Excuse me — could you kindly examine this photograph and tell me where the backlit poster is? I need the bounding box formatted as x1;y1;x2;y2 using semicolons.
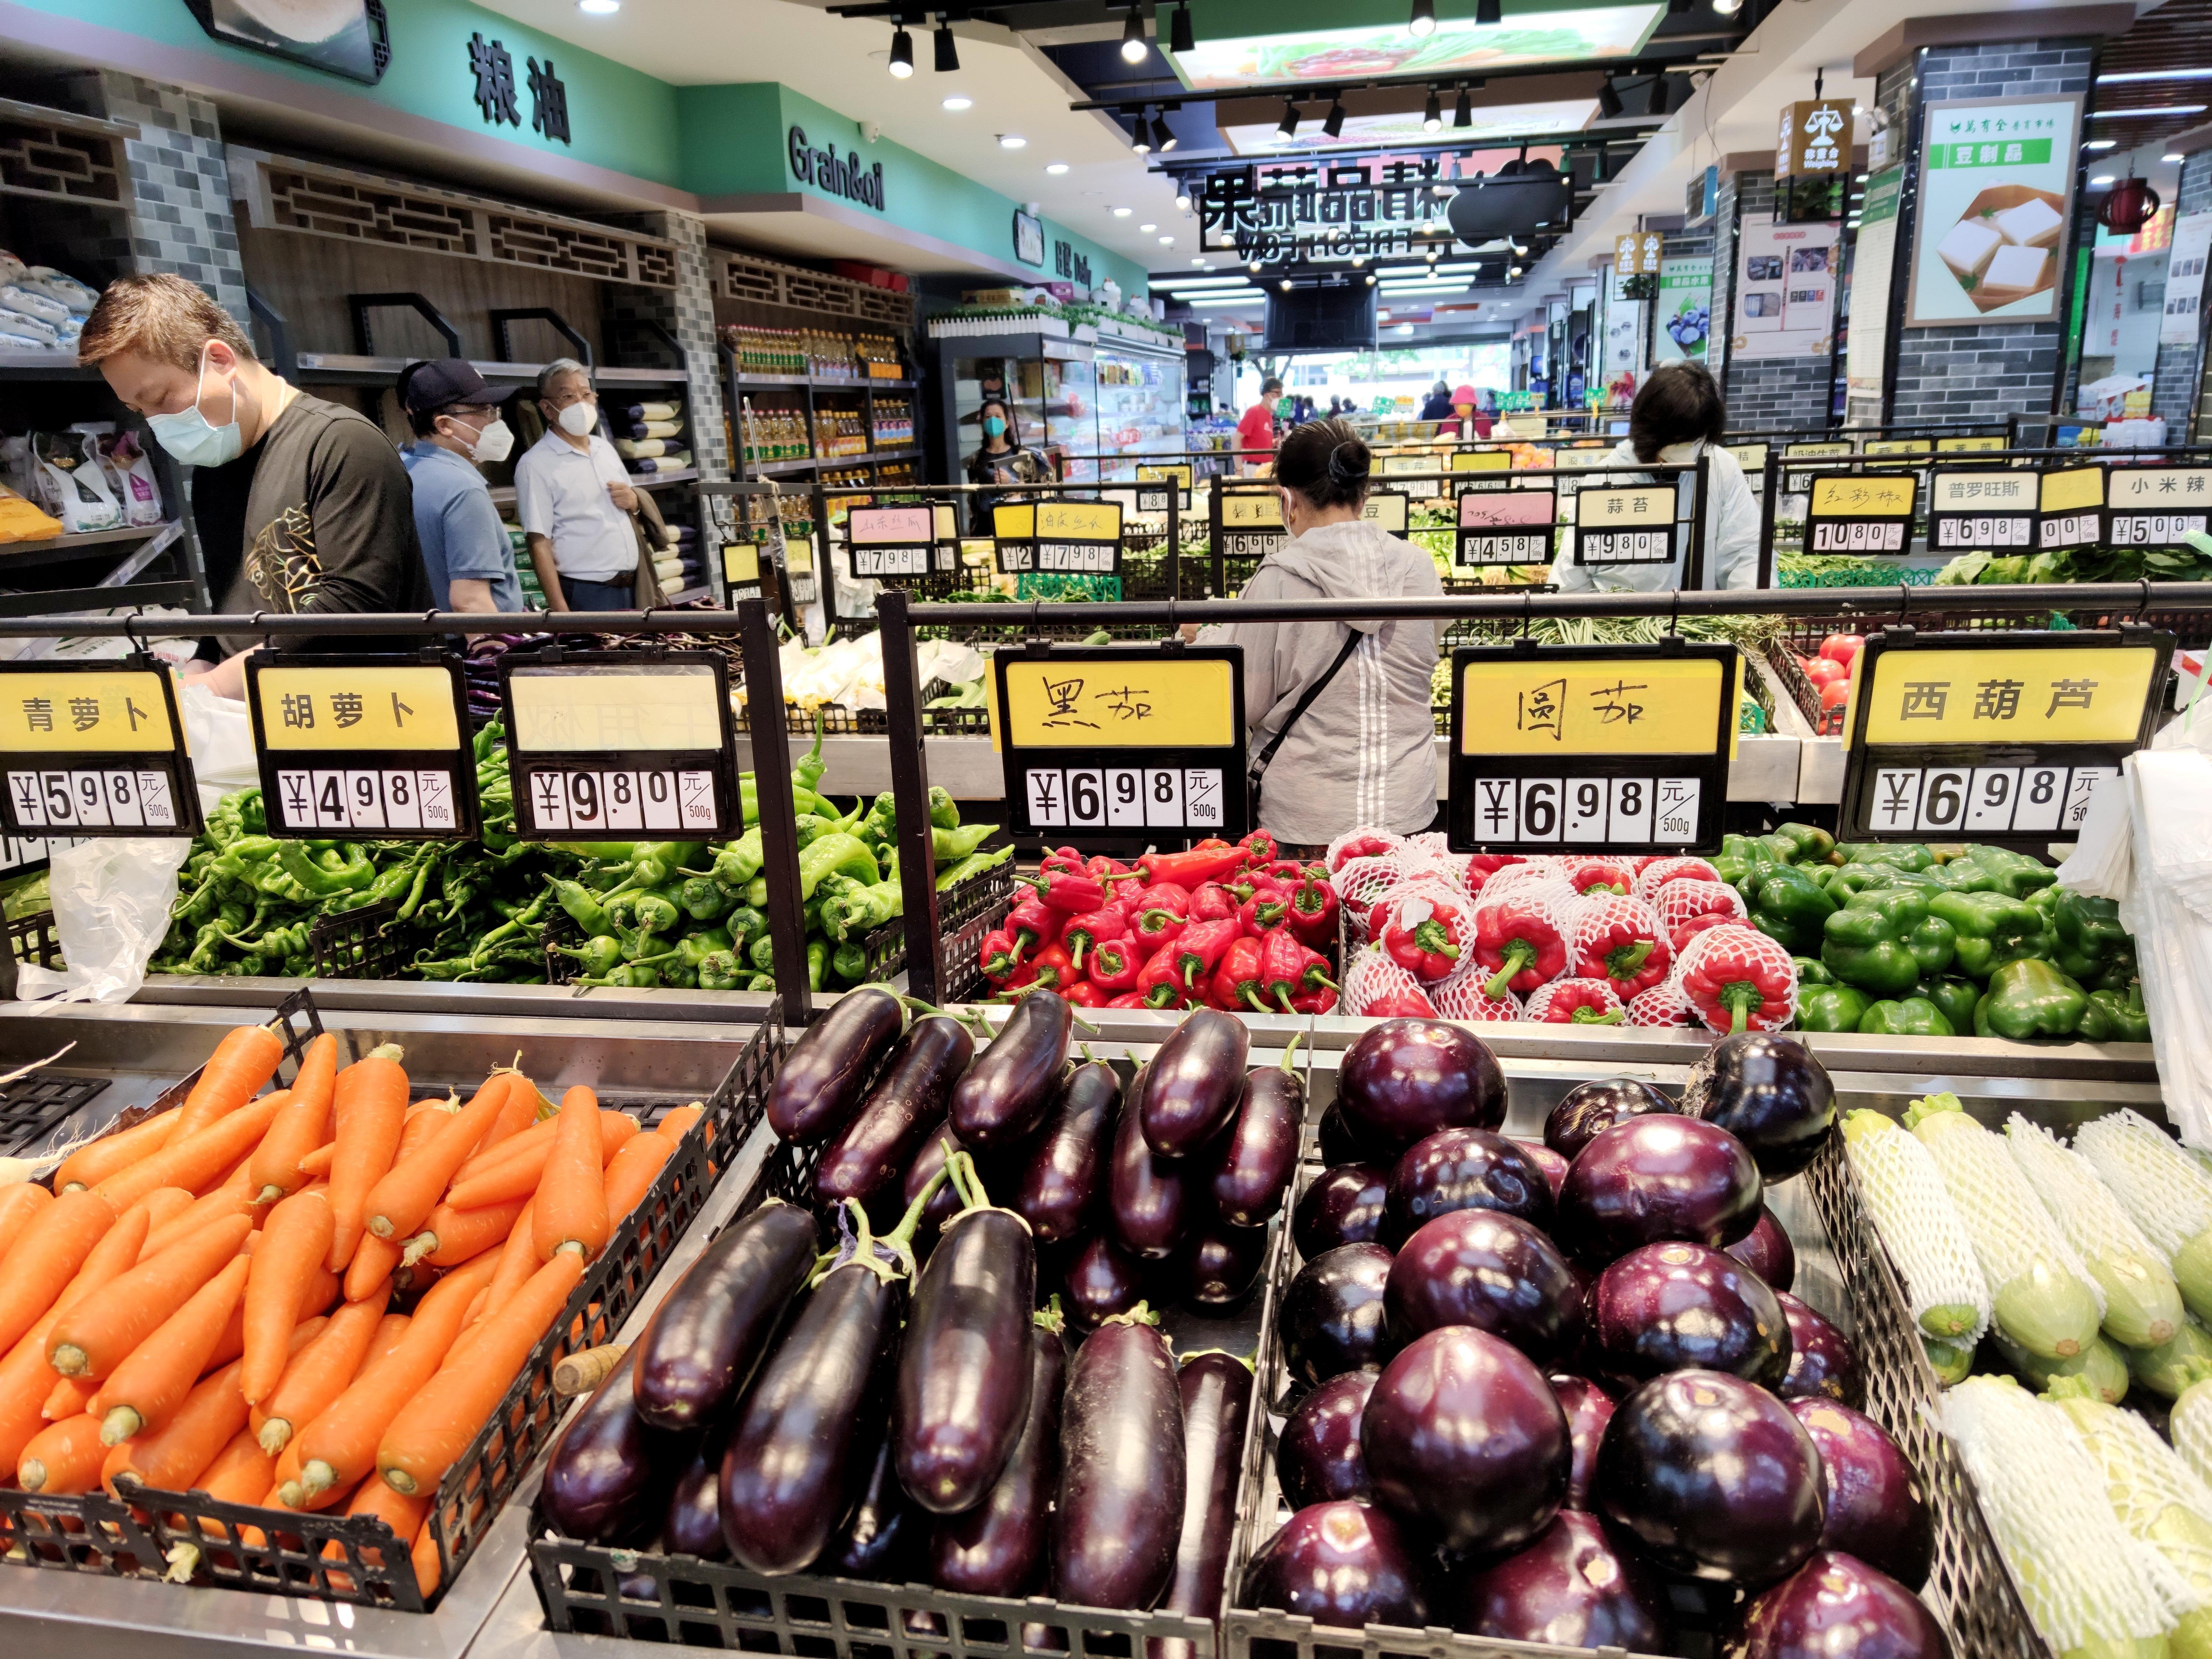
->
1732;221;1838;360
1905;96;2083;327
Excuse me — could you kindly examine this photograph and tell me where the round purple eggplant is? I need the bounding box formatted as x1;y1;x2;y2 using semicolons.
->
1014;1059;1121;1243
1179;1220;1268;1308
1544;1078;1676;1160
931;1317;1068;1598
1317;1103;1369;1165
1726;1551;1952;1659
1160;1351;1254;1628
1210;1048;1305;1227
632;1198;820;1432
1681;1033;1837;1182
1276;1372;1376;1509
1292;1164;1389;1261
1788;1398;1934;1590
1594;1368;1826;1584
543;1348;680;1543
1280;1242;1394;1387
1337;1019;1507;1154
1556;1115;1763;1265
768;987;905;1144
1549;1375;1615;1512
1383;1128;1555;1249
1052;1309;1186;1612
1140;1007;1250;1158
1773;1292;1861;1406
950;991;1073;1148
817;1418;924;1582
1585;1241;1792;1392
1109;1066;1194;1259
814;1014;974;1214
1449;1510;1676;1652
1062;1232;1150;1333
1726;1205;1798;1292
1240;1501;1430;1631
1361;1326;1570;1555
1514;1139;1570;1200
663;1423;730;1561
1385;1209;1582;1365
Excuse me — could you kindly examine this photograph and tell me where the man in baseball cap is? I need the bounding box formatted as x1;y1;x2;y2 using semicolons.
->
399;358;522;620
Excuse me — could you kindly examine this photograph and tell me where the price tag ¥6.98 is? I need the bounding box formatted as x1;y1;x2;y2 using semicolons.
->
1928;470;2036;551
0;663;199;837
246;655;477;838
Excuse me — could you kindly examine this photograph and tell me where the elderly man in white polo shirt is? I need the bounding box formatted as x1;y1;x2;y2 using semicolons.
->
514;357;642;611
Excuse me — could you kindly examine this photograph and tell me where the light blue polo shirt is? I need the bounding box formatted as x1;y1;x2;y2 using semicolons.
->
403;441;522;612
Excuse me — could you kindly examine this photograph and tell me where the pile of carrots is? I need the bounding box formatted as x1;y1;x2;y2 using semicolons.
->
0;1020;701;1599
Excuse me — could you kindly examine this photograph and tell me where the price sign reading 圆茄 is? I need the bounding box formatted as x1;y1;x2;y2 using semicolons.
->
1804;472;1917;554
847;503;959;580
1929;470;2037;551
246;655;476;838
0;662;199;837
2106;467;2212;548
1839;628;2171;846
993;644;1246;839
1573;486;1677;567
1212;487;1288;564
497;652;738;841
1447;642;1736;855
1457;488;1557;568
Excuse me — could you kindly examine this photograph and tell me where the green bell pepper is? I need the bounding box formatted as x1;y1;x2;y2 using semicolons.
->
2055;891;2134;982
1838;842;1934;871
1794;955;1836;986
1928;890;2048;980
1915;975;1984;1033
1824;863;1941;902
2080;982;2152;1043
1769;822;1838;865
1747;866;1837;956
1953;844;2058;900
1797;983;1872;1032
1858;997;1955;1038
1976;957;2090;1041
1821;889;1957;995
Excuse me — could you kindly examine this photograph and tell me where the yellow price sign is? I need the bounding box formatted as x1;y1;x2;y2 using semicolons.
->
1220;491;1283;528
1726;443;1770;475
992;503;1036;539
1810;474;1916;517
507;663;727;753
1138;464;1192;489
723;543;761;585
1863;439;1932;456
0;669;176;754
1362;493;1409;533
1002;657;1236;750
255;666;460;752
1862;645;2157;746
1937;436;2007;453
1576;486;1674;525
1451;451;1512;473
1784;441;1854;459
2041;467;2105;513
1459;656;1727;757
1931;472;2034;510
1037;500;1120;541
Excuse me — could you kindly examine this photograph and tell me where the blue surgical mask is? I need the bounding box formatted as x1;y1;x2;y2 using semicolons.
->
147;346;243;468
982;415;1007;438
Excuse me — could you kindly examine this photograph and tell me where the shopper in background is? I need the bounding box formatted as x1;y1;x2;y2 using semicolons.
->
1549;361;1758;593
1191;417;1442;852
80;272;430;699
1419;378;1455;424
1238;375;1282;473
397;358;521;618
965;395;1051;533
515;358;642;611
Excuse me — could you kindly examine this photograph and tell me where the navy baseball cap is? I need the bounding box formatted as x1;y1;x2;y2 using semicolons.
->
399;357;493;417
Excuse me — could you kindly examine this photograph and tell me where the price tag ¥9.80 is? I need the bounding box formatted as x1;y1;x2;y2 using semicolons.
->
247;655;477;839
0;663;199;838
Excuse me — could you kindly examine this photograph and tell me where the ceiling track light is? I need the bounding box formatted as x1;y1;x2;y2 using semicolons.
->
1152;113;1177;151
1121;4;1149;64
1128;107;1152;153
1409;0;1435;36
1596;78;1624;118
888;22;915;76
933;15;959;72
1453;85;1473;127
1169;0;1195;54
1323;98;1346;138
1277;99;1300;139
1423;86;1442;131
1476;0;1502;24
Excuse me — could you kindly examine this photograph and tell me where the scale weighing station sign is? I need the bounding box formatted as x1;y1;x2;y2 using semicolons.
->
1573;486;1677;566
1929;470;2036;551
993;644;1246;838
497;652;737;840
246;655;475;838
1804;473;1916;553
2040;466;2105;551
1447;642;1734;853
847;503;959;579
0;662;198;836
1839;628;2170;845
1457;488;1557;568
1214;488;1288;562
2107;467;2212;547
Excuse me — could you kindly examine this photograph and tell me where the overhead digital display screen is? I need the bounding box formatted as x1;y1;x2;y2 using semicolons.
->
1164;6;1665;92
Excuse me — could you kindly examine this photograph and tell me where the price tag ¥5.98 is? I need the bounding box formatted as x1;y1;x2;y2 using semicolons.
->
246;655;477;838
0;662;199;837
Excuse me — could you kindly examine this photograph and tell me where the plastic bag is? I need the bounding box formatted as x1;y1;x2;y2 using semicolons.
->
179;679;259;812
14;835;191;1003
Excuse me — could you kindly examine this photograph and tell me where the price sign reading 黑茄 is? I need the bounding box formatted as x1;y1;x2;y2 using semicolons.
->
1573;486;1677;567
1213;487;1287;564
994;644;1246;839
1840;628;2170;846
2106;467;2212;548
247;656;476;838
1928;470;2037;550
2040;465;2105;552
1456;488;1557;568
848;503;958;580
0;663;199;838
497;652;737;841
1805;472;1916;554
1448;642;1735;854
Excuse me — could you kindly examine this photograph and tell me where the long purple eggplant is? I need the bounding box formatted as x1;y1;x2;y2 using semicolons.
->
1159;1351;1254;1633
543;1351;679;1543
663;1422;730;1560
931;1310;1068;1598
1210;1039;1306;1227
904;1128;967;1256
949;991;1073;1148
817;1417;924;1582
632;1199;819;1432
895;1152;1039;1514
1180;1221;1268;1307
1064;1232;1150;1332
1139;1008;1250;1158
720;1183;939;1574
814;1015;975;1215
1110;1065;1195;1259
1053;1305;1187;1611
1015;1058;1122;1243
768;987;906;1144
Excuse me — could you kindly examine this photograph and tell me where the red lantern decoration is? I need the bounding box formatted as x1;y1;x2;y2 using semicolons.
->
2100;176;2162;236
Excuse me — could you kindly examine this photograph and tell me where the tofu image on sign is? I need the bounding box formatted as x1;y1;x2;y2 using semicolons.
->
1938;218;2003;285
1982;243;2049;297
1995;196;2064;249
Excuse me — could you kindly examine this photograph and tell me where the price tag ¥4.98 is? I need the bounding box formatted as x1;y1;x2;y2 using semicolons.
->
497;653;738;840
247;656;477;838
0;663;199;837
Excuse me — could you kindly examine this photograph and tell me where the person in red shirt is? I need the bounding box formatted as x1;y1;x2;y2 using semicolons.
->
1238;376;1282;472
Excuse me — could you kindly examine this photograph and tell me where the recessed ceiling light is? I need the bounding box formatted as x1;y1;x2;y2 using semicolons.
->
1045;161;1070;174
2093;105;2207;119
1159;235;1174;244
1191;257;1209;265
2167;153;2188;163
1280;279;1293;291
998;133;1027;148
1140;222;1157;232
1113;206;1133;217
2084;139;2119;150
2093;174;2116;186
1397;322;1415;335
942;95;973;110
578;0;620;13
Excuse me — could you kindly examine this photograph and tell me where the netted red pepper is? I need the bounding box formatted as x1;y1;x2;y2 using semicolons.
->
1190;882;1238;923
1021;868;1107;914
1137;841;1244;890
1025;941;1078;993
1331;834;1395;871
1060;980;1106;1008
979;926;1022;984
1566;857;1635;896
1239;890;1290;934
1262;930;1337;1012
1210;934;1270;1013
1238;830;1278;867
1135;944;1189;1009
1364;988;1438;1017
1668;906;1740;954
1572;903;1672;999
1534;980;1626;1025
1172;917;1239;992
1289;985;1340;1016
1384;898;1464;981
1680;927;1795;1035
1005;894;1061;960
1088;936;1144;995
1062;907;1130;972
1467;854;1525;882
1287;875;1340;946
1133;904;1187;953
1473;899;1567;999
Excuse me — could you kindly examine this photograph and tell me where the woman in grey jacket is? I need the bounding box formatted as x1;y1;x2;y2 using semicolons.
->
1196;419;1443;850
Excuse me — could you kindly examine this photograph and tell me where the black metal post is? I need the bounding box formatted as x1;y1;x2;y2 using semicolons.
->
1758;449;1780;590
736;597;813;1023
1686;451;1710;591
812;476;838;637
1166;482;1181;600
876;588;943;1006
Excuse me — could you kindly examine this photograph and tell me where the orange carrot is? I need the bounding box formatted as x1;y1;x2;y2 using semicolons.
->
125;1186;195;1241
531;1089;609;1266
97;1091;289;1210
56;1205;151;1314
250;1032;339;1205
409;1199;528;1270
107;1320;321;1495
0;1183;52;1260
451;1109;636;1190
325;1057;410;1278
241;1191;335;1404
95;1252;250;1444
289;1252;499;1503
193;1430;276;1521
376;1250;583;1496
296;1143;336;1180
143;1170;257;1259
411;1516;442;1596
481;1200;537;1314
53;1108;179;1194
47;1212;253;1380
604;1134;677;1226
172;1024;285;1139
397;1096;458;1154
444;1112;636;1209
656;1104;707;1144
251;1285;392;1454
362;1071;507;1246
19;1411;109;1491
44;1374;96;1421
344;1231;403;1305
336;1477;430;1554
0;1189;117;1353
0;1310;66;1470
473;1067;544;1157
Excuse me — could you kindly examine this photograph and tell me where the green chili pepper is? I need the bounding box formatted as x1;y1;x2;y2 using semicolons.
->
832;939;868;984
274;840;374;897
798;833;884;902
749;931;775;971
677;877;734;922
697;949;747;991
929;823;996;864
674;927;736;971
807;937;828;992
546;877;611;935
554;936;625;978
794;711;828;795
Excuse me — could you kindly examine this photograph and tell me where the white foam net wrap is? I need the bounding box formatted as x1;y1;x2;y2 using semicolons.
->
1332;855;1412;942
1325;829;1407;871
1624;978;1693;1028
1914;1111;2105;1319
1430;970;1523;1022
1844;1114;1992;1346
1341;945;1437;1017
2074;1109;2212;1261
1565;894;1673;991
1522;978;1624;1023
1670;923;1797;1034
1651;878;1749;939
2004;1116;2172;1286
1632;856;1723;903
2056;1393;2212;1611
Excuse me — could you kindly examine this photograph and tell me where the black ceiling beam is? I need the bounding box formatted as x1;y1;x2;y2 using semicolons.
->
1067;54;1720;113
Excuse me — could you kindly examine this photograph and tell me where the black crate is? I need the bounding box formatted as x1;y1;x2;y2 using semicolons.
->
0;1067;107;1159
8;906;61;970
859;859;1016;1000
309;899;406;980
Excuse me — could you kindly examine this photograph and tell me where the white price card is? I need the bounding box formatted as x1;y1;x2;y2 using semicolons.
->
6;768;178;830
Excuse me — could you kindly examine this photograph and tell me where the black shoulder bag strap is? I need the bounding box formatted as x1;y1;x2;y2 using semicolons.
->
1246;625;1363;820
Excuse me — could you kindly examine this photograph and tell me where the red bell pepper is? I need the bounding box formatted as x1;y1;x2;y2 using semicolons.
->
1289;985;1339;1016
1136;841;1246;891
1132;904;1187;954
1189;882;1238;924
1020;868;1108;915
1210;934;1271;1014
1106;991;1150;1009
1171;917;1240;993
1571;899;1672;999
1473;898;1567;999
1059;980;1106;1008
1678;926;1795;1035
1135;944;1189;1010
1565;857;1636;897
1466;854;1526;884
1040;846;1087;881
1261;930;1337;1013
978;927;1022;984
1024;941;1078;993
1239;890;1290;934
1363;988;1438;1017
1382;896;1464;982
1287;875;1340;947
1084;855;1132;885
1062;907;1130;973
1134;880;1192;917
1088;936;1145;995
1531;979;1626;1025
1005;895;1061;960
1330;834;1395;871
1238;830;1278;867
1263;859;1306;884
1669;910;1738;955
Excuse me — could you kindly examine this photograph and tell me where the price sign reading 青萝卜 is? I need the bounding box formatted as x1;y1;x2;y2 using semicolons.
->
0;663;199;837
993;644;1246;838
1840;628;2170;845
1805;472;1917;554
247;656;476;838
1573;486;1677;567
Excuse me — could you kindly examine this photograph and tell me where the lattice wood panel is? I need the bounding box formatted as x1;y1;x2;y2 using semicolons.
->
718;247;915;330
0;102;126;207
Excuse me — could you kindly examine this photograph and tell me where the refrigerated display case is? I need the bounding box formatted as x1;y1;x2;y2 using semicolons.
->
1092;342;1186;478
1045;354;1101;482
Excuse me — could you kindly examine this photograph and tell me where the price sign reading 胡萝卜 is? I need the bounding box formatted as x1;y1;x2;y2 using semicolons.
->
1213;487;1287;564
1573;486;1677;567
2040;465;2105;551
2106;467;2212;548
1456;488;1557;568
1447;643;1736;854
1804;472;1916;554
848;503;959;580
0;663;199;838
1839;628;2170;845
993;645;1246;839
247;656;477;839
1928;470;2037;551
497;652;738;841
1033;499;1123;576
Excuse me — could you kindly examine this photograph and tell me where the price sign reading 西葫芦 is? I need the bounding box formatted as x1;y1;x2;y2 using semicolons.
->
1928;470;2037;550
0;663;199;837
497;653;738;840
247;656;477;838
1804;472;1916;554
1456;488;1556;568
2106;468;2212;548
1572;487;1677;567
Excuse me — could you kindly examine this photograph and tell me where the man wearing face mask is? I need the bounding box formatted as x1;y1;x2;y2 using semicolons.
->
78;274;432;698
397;359;521;617
514;358;642;611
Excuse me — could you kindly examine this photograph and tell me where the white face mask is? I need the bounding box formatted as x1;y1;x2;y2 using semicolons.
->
446;414;513;465
1657;439;1703;464
147;345;243;468
556;401;597;438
